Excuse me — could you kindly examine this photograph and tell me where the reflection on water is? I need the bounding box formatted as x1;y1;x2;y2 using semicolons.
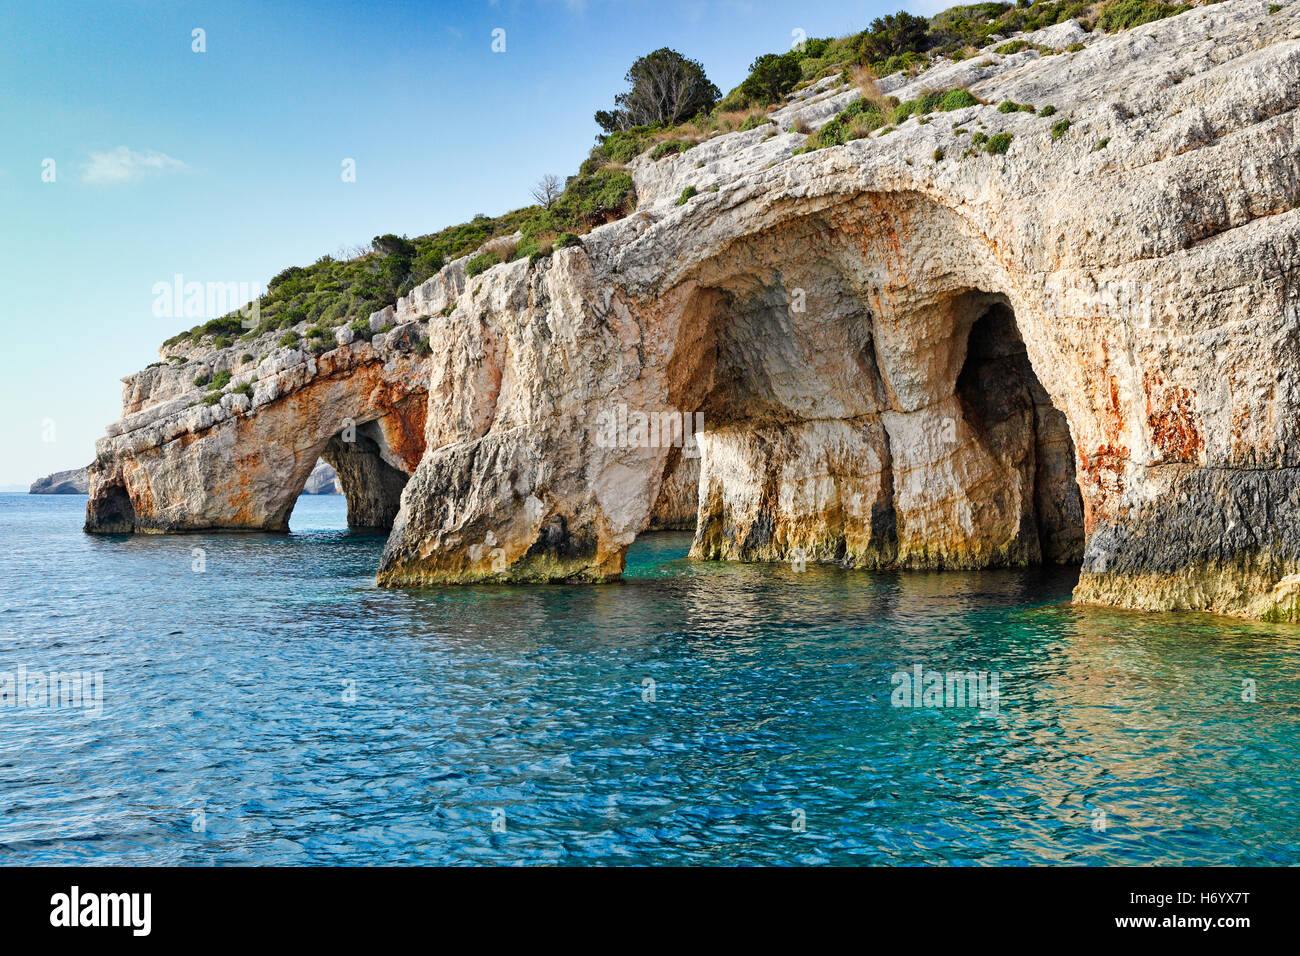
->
0;493;1297;864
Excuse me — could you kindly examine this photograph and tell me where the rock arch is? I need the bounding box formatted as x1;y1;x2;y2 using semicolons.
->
87;4;1300;620
377;189;1089;584
675;195;1084;572
85;345;428;534
320;423;413;530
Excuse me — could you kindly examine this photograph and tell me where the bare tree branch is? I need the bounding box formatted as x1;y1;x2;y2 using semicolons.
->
531;173;563;210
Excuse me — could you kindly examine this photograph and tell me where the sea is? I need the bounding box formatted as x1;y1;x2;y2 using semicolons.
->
1;492;1297;865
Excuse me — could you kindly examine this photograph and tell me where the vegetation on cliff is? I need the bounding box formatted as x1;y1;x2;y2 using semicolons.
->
166;0;1209;352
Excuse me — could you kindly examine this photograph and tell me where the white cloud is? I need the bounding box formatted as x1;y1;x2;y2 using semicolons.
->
81;147;186;185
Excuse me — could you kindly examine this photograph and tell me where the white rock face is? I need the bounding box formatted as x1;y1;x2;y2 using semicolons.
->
86;334;430;533
87;2;1300;621
376;3;1300;621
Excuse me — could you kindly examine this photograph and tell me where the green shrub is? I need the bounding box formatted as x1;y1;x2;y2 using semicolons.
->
1095;137;1110;150
737;51;803;104
212;335;232;350
1039;105;1056;117
938;88;979;111
415;338;433;357
984;132;1013;154
240;353;255;364
465;252;502;277
994;40;1028;54
802;87;953;152
738;113;774;132
555;232;582;249
201;392;223;406
933;148;945;161
597;128;654;164
1066;42;1085;52
551;168;636;228
890;87;982;127
210;370;232;389
1095;0;1188;33
193;373;210;387
1051;119;1071;140
306;324;332;341
650;140;694;160
873;49;927;77
232;382;254;398
971;131;989;147
278;331;300;348
512;235;542;262
854;11;932;64
676;186;698;206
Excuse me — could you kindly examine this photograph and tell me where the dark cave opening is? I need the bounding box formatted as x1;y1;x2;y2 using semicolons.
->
955;302;1085;565
318;422;410;531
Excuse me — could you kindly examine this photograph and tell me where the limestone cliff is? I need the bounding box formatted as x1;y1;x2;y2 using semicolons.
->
86;324;428;533
88;1;1300;621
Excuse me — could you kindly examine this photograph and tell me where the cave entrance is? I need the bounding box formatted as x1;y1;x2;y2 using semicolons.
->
313;421;410;531
955;301;1084;564
675;279;1085;571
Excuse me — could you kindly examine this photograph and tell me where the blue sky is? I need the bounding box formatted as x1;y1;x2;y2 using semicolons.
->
0;0;922;488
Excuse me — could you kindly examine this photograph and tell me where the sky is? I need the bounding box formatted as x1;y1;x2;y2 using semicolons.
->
0;0;928;488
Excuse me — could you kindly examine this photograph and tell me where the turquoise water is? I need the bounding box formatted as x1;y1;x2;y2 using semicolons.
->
1;492;1298;865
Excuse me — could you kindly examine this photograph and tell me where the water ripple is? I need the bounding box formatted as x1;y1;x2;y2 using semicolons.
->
1;494;1298;864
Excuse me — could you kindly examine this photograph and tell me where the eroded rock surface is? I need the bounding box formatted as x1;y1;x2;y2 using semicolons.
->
90;2;1300;621
86;333;428;533
377;2;1300;621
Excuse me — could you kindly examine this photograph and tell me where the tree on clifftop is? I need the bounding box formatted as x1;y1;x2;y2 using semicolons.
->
595;48;720;133
856;11;932;62
738;52;803;105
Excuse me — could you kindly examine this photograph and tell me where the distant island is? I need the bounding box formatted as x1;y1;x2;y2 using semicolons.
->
33;460;341;495
29;468;91;495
